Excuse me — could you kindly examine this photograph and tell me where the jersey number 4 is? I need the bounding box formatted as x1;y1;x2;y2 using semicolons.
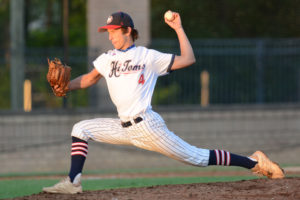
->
138;74;145;85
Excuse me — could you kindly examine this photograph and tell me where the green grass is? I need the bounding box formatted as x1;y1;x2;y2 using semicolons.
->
0;166;247;178
0;176;257;199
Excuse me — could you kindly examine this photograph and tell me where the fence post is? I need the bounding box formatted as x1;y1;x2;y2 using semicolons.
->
201;70;209;107
23;79;32;112
62;0;69;108
10;0;25;111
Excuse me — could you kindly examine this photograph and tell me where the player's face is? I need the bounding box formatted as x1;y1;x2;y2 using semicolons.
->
107;28;132;50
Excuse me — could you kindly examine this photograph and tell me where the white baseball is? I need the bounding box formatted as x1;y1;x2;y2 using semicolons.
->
164;10;175;21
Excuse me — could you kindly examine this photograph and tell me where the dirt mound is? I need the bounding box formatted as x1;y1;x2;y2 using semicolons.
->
9;178;300;200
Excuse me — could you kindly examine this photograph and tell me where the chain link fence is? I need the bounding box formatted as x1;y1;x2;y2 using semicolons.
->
1;39;300;109
151;38;300;105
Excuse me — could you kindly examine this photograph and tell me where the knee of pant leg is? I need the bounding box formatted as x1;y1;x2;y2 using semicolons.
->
176;149;210;167
71;121;89;141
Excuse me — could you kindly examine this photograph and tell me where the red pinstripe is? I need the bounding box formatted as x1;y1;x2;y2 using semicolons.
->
215;149;220;165
71;151;87;157
72;147;88;153
72;142;88;148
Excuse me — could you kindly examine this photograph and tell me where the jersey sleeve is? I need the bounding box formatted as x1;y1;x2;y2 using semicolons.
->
150;49;175;76
93;53;108;77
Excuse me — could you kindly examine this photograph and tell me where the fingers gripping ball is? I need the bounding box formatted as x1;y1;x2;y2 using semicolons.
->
47;58;71;97
164;10;175;21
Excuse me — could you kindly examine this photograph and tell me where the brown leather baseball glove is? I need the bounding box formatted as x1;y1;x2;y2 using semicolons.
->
47;58;71;97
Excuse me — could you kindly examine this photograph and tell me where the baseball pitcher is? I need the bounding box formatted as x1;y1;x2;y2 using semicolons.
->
43;11;284;194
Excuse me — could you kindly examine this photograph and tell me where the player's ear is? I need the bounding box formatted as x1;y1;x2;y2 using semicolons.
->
126;27;132;36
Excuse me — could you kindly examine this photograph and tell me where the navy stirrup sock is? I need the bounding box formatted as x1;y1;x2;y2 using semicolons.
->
68;137;88;183
208;149;257;169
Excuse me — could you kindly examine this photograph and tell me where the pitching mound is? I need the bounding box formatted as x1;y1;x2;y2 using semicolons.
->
10;177;300;200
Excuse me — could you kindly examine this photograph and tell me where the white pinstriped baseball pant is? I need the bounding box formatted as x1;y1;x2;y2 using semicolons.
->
71;109;210;166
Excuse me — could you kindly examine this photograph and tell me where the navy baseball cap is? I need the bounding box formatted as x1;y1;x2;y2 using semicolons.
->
98;12;134;32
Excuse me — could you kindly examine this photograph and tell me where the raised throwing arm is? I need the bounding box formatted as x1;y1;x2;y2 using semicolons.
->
164;12;196;71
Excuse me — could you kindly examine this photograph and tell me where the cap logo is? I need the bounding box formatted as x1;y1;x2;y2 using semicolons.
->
107;16;113;24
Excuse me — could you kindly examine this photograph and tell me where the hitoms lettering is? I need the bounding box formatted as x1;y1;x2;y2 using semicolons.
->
109;60;145;77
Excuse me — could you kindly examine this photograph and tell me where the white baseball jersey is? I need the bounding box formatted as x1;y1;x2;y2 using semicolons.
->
93;45;174;120
71;45;210;167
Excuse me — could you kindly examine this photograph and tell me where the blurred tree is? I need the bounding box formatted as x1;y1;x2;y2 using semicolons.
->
26;0;86;47
1;0;299;47
69;0;87;46
151;0;300;38
26;0;62;46
0;0;10;109
0;0;9;49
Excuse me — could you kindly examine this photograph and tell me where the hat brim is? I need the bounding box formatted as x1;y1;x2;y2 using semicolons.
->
98;25;122;32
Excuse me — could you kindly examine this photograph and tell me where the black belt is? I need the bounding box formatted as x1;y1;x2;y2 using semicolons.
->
121;117;143;128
